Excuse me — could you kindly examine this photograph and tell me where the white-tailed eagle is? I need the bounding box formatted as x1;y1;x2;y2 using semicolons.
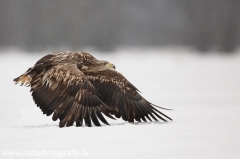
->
14;51;172;127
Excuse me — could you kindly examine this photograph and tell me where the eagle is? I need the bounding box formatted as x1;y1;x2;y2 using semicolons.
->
14;51;172;127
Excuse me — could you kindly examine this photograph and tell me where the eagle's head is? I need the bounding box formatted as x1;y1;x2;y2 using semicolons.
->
78;55;116;72
100;60;116;70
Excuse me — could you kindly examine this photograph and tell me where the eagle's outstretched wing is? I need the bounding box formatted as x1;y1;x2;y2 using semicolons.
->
85;69;172;123
30;62;115;127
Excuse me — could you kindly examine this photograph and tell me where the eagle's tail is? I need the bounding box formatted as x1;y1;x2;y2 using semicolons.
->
14;68;33;87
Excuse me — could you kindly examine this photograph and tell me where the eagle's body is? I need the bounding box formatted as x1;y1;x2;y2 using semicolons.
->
14;51;171;127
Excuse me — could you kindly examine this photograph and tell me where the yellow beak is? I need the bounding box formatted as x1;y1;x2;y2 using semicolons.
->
106;63;116;70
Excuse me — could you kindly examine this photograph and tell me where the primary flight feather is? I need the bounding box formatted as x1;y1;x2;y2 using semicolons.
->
14;51;172;127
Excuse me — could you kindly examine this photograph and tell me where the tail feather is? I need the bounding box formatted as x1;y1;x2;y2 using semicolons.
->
14;67;33;87
14;75;32;86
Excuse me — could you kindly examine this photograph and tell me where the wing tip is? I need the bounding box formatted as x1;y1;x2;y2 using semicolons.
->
151;103;173;111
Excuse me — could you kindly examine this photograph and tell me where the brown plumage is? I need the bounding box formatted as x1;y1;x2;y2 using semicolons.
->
14;51;172;127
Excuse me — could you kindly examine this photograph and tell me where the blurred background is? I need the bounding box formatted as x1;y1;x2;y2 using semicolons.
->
1;0;240;53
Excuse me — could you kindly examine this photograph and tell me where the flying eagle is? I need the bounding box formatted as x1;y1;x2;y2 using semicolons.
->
14;51;172;127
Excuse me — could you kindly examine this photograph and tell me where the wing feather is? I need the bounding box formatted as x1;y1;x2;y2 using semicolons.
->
90;108;101;126
30;63;115;127
85;69;172;123
95;107;110;125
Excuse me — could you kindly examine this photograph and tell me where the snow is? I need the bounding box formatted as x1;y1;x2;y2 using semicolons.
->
0;47;240;159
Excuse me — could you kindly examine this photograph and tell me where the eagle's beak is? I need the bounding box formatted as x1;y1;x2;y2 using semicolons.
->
106;63;116;70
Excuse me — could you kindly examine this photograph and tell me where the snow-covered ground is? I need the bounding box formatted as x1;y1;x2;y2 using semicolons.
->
0;47;240;159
